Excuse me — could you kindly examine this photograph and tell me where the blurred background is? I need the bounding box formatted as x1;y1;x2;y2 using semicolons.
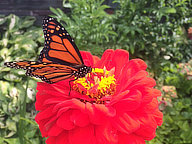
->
0;0;192;144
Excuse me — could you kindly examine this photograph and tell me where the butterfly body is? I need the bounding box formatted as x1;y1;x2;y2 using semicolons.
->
4;17;92;84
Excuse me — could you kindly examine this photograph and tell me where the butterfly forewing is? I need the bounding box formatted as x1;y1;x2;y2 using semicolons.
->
40;17;84;66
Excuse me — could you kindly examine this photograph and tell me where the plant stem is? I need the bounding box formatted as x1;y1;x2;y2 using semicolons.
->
18;78;29;144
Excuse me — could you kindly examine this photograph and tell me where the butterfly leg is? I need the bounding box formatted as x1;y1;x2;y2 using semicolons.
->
92;72;97;76
68;78;78;96
85;75;92;88
89;71;97;81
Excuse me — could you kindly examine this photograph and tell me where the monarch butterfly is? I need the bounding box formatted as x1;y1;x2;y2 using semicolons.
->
4;16;92;84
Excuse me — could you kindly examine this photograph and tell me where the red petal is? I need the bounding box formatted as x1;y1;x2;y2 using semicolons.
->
80;51;94;67
70;110;90;127
140;88;161;104
128;77;156;90
95;49;114;68
118;133;145;144
153;108;163;126
43;97;67;105
70;98;86;111
113;90;142;112
111;112;140;134
55;132;69;144
68;125;95;144
117;59;147;84
35;106;55;122
85;103;108;125
142;98;163;126
95;49;129;77
93;55;100;65
95;122;118;144
56;110;75;130
117;70;148;92
36;115;58;137
110;90;130;105
52;99;74;113
117;70;156;93
48;123;63;136
111;49;129;77
46;136;56;144
35;82;70;111
135;115;157;140
94;104;116;117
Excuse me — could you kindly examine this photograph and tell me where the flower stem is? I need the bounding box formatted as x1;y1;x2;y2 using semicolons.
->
18;78;29;144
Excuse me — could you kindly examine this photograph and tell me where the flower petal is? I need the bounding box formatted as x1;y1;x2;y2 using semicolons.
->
68;125;96;144
95;122;118;144
117;70;156;93
153;108;163;126
56;110;75;130
111;49;129;77
117;59;147;84
35;106;55;122
46;136;56;144
93;55;100;65
118;133;145;144
80;51;94;67
48;123;63;136
95;49;114;68
140;88;161;104
35;49;163;143
70;110;90;127
111;112;140;134
85;103;106;125
113;90;142;112
94;104;116;117
55;132;69;144
135;114;157;140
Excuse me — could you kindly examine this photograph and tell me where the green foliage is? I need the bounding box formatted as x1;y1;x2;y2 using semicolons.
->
147;98;192;144
50;0;192;75
160;61;192;96
112;0;192;75
0;14;44;144
147;61;192;144
0;0;192;143
50;0;116;56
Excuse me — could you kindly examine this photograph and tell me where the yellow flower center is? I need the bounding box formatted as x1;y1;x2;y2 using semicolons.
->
73;67;116;104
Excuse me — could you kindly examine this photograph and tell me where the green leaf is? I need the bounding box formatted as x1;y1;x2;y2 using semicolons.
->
6;118;17;131
4;138;20;144
160;7;177;14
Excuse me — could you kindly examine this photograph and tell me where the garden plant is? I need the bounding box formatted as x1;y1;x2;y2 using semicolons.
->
0;0;192;143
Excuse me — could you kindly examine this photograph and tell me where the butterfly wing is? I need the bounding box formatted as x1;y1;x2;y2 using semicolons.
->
39;17;84;66
4;17;90;84
4;61;77;83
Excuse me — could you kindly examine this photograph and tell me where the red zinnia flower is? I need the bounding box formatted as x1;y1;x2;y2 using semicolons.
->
35;49;163;144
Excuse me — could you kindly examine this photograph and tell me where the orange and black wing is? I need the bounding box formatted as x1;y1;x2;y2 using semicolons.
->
38;16;84;66
4;17;89;84
4;61;78;83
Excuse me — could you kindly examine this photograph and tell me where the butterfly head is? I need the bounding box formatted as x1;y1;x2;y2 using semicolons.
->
72;65;92;79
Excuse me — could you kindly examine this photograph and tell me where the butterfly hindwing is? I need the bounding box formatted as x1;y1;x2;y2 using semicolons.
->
4;61;77;83
39;17;84;66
